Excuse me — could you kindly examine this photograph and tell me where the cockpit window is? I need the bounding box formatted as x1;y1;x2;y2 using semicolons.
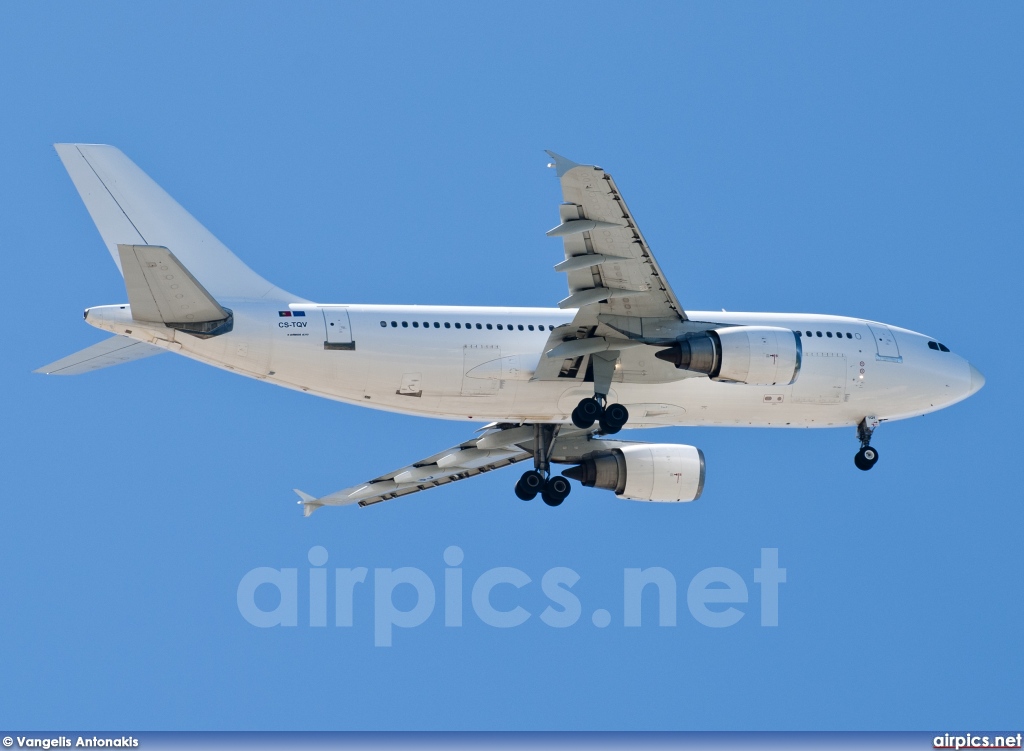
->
929;341;951;352
939;343;950;352
928;341;939;350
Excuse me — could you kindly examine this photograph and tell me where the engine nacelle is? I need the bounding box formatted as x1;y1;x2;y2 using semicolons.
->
563;444;705;502
654;326;801;386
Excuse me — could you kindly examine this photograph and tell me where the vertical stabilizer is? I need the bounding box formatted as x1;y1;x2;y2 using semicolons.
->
55;144;300;302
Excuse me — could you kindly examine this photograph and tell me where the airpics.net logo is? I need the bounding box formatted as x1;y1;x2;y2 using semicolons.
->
236;547;786;646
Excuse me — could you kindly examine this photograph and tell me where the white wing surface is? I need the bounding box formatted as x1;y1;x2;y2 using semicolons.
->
34;335;165;375
293;423;639;515
546;151;687;322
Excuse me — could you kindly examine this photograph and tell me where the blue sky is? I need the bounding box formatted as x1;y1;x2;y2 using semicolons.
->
1;1;1021;731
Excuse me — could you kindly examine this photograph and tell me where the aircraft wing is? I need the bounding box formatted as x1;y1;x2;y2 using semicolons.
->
294;425;535;515
294;423;636;515
533;153;691;381
546;151;687;322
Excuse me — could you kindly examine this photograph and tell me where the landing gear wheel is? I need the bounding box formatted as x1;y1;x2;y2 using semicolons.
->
541;475;571;506
572;398;602;429
515;469;545;500
571;406;588;429
598;417;621;435
603;403;629;430
854;446;879;471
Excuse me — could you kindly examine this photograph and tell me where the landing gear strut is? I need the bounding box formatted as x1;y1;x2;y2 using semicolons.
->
570;351;629;433
854;416;880;471
515;424;571;505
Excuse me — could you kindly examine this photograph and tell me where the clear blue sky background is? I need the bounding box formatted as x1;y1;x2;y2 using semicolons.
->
1;1;1021;731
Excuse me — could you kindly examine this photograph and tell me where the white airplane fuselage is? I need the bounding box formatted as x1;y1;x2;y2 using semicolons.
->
84;301;982;430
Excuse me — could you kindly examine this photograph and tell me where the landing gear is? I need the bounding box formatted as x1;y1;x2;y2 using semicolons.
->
516;424;571;505
515;470;572;505
571;397;603;429
854;416;880;471
569;351;629;433
541;475;571;506
515;470;545;500
600;402;629;434
854;446;879;471
571;395;630;434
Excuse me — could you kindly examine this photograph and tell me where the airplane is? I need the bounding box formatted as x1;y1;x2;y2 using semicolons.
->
37;145;985;515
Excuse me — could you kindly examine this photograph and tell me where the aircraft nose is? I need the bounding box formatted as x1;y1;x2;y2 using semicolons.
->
968;363;985;396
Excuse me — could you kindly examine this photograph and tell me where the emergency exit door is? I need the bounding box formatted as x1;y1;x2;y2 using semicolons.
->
321;307;355;350
867;324;901;363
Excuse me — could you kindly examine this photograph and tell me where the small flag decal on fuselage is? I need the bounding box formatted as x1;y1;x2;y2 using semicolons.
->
278;311;306;317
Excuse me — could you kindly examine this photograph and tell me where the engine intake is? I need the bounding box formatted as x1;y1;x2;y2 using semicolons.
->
655;326;801;386
563;444;705;502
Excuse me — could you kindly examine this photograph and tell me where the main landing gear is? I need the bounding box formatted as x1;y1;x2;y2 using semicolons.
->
516;471;571;506
569;350;629;434
571;396;629;434
515;424;572;506
855;416;880;471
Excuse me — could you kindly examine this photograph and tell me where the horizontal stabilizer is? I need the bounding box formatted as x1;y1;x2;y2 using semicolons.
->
118;244;228;324
294;489;324;517
34;335;165;375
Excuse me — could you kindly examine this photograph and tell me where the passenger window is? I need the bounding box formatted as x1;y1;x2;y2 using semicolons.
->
379;321;386;327
826;331;832;338
549;325;554;331
476;323;482;330
928;341;939;350
412;321;419;328
518;324;524;331
496;324;503;330
391;321;397;327
835;332;841;338
486;324;493;330
423;322;428;328
939;343;950;352
402;321;408;328
455;323;461;329
805;331;812;337
846;333;852;339
444;322;451;329
528;325;535;331
816;331;822;337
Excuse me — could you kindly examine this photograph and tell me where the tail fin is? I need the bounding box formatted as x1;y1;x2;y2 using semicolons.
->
55;144;300;302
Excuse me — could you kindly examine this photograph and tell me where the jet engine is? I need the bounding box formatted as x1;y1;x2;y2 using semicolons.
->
654;326;801;386
563;444;705;502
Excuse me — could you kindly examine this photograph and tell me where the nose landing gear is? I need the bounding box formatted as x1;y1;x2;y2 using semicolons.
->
855;416;880;471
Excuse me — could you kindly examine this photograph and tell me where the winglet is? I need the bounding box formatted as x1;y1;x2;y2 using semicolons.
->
294;489;324;517
545;150;588;178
